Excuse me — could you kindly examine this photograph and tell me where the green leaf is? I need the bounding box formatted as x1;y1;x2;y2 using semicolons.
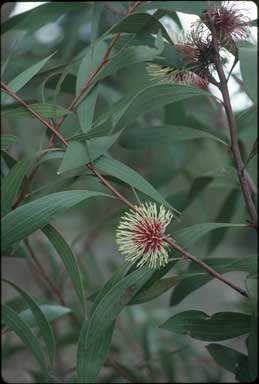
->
95;43;165;84
77;267;154;382
42;224;85;313
76;263;131;383
88;267;153;334
95;84;212;131
1;103;69;120
91;2;102;42
77;85;99;133
89;273;184;306
206;344;250;382
95;155;180;213
107;13;173;44
119;125;227;149
1;151;36;215
77;320;115;384
2;305;47;372
76;41;107;132
245;138;258;167
76;41;107;94
2;279;56;368
1;190;111;252
137;1;206;15
1;2;91;35
57;131;122;174
239;45;257;103
129;275;192;305
174;222;246;250
207;191;239;253
1;134;16;152
2;52;56;104
160;311;251;341
19;305;72;327
170;256;256;306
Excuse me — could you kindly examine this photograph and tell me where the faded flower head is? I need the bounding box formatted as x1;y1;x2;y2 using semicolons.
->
116;203;173;269
200;1;251;46
147;63;208;89
175;30;215;79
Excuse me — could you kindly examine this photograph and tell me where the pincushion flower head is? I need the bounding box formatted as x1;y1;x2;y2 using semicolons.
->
116;203;173;268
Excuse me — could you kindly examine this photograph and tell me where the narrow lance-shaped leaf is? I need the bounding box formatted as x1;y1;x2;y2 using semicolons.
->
42;224;85;313
239;45;257;104
93;84;213;135
19;305;72;327
1;151;36;216
207;191;239;254
2;279;56;368
119;125;227;149
95;154;180;214
2;52;56;104
77;263;131;383
107;13;173;44
174;222;246;250
2;305;47;373
57;131;122;174
245;138;258;167
137;1;207;15
76;41;107;133
206;343;251;382
129;273;206;305
1;190;112;252
77;267;154;382
160;310;251;341
1;3;91;35
77;320;115;384
1;103;69;120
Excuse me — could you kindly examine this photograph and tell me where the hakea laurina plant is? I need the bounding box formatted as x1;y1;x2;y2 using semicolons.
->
116;203;173;268
147;1;251;88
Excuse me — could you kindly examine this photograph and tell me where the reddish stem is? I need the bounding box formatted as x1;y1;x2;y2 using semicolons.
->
208;19;258;230
1;81;68;147
165;237;248;298
47;0;144;146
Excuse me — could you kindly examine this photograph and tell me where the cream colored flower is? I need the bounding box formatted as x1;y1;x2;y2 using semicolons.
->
116;203;173;268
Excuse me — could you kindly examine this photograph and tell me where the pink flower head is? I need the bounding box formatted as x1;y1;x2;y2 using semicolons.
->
116;203;173;268
201;2;251;46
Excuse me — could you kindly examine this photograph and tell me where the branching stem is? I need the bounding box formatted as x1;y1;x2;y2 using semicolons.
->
165;238;248;298
2;1;250;301
209;20;258;230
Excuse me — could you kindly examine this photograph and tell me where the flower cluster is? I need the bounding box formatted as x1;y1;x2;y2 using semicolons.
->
116;203;173;269
147;2;251;87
